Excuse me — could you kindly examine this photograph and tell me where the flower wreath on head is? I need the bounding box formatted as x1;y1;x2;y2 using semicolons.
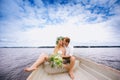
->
49;53;63;68
56;36;64;45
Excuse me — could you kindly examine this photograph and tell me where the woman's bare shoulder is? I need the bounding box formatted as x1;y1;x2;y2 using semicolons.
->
53;46;58;53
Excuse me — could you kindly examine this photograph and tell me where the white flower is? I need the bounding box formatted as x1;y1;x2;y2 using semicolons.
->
49;54;63;68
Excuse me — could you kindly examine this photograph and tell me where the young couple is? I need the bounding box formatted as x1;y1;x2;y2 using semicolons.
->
24;36;76;80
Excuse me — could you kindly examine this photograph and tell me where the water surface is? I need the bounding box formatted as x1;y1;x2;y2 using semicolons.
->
0;48;120;80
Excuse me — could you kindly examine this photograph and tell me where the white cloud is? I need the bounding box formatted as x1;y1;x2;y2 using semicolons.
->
0;0;120;47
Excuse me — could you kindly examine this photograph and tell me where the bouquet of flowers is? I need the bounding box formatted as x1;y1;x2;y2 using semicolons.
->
49;53;63;68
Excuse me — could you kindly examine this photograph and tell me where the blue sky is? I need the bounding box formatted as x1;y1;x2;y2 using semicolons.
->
0;0;120;47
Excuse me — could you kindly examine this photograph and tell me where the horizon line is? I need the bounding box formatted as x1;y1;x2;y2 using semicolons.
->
0;46;120;48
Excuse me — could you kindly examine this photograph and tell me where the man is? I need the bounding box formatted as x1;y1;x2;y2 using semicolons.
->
63;37;74;56
63;37;75;80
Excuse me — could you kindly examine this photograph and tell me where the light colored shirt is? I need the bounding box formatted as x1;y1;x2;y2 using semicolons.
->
65;45;74;56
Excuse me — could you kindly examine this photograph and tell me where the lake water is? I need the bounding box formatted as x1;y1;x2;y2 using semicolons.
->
0;48;120;80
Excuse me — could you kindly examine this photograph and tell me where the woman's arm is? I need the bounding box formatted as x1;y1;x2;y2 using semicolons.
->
53;46;58;54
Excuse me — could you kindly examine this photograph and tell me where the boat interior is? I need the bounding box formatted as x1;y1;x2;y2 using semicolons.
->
27;56;120;80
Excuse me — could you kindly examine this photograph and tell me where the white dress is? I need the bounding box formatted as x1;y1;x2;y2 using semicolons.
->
57;50;62;55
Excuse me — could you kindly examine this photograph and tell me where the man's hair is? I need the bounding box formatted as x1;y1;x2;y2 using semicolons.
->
64;37;70;43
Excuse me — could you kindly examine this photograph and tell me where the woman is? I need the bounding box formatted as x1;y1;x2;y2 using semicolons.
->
24;36;74;80
24;36;65;72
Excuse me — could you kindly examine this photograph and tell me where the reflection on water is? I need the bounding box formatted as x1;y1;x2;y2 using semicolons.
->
0;48;120;80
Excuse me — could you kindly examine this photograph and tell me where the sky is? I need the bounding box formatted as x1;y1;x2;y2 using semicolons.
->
0;0;120;47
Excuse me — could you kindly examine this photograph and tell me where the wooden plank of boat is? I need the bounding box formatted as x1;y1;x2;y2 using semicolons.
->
26;56;120;80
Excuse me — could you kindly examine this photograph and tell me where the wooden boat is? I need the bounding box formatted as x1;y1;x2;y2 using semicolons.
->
26;56;120;80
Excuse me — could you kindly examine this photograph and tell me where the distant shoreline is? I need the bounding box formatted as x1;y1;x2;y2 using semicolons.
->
0;46;120;48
